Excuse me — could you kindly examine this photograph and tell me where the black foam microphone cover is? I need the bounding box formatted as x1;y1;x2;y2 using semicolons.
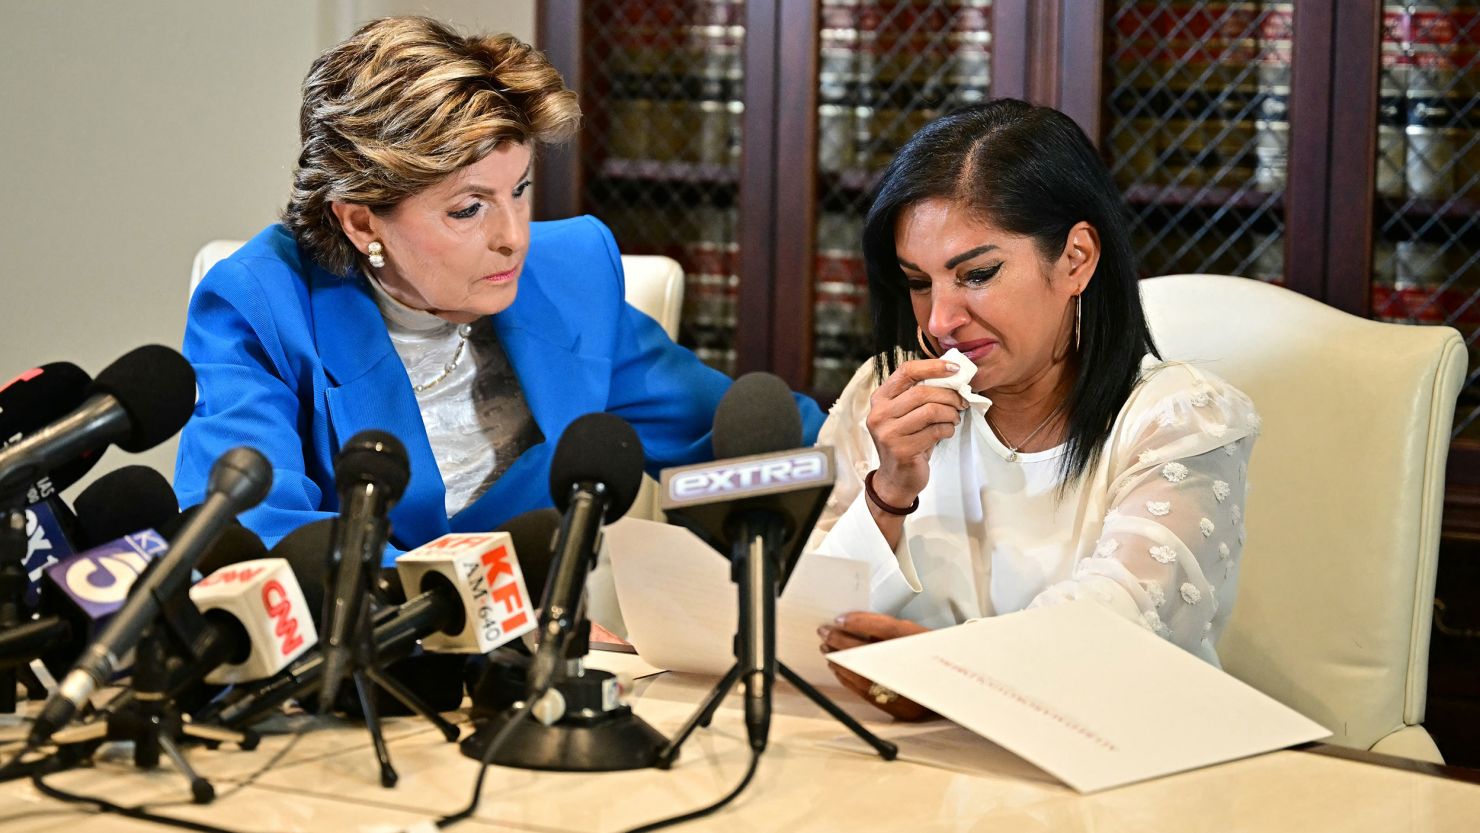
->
333;430;410;503
88;345;197;453
72;465;180;549
548;413;644;522
265;518;336;622
713;372;803;458
0;361;97;494
499;508;562;602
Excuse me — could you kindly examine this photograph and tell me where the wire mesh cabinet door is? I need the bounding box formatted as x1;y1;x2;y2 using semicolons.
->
809;0;996;399
1101;1;1294;285
1368;1;1480;442
538;0;750;378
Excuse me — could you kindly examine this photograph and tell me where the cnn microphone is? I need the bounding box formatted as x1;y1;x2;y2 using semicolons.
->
0;346;195;505
189;558;317;684
525;413;645;719
318;430;410;712
660;373;835;753
29;447;271;747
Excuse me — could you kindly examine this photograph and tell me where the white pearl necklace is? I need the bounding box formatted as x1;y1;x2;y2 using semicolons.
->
412;323;473;393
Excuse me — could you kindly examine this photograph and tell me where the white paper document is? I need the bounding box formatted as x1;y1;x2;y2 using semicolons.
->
828;600;1330;793
604;517;870;690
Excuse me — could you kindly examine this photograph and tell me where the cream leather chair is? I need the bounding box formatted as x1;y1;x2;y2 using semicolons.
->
189;241;685;524
1140;274;1466;762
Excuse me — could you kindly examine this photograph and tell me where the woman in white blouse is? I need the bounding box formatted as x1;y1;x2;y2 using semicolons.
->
811;99;1259;720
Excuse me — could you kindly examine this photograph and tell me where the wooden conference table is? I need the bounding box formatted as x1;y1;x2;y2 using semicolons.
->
1;650;1478;833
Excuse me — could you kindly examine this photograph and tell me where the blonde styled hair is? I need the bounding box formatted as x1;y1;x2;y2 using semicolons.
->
283;17;581;275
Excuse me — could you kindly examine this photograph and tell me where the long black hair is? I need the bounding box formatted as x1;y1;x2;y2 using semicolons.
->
862;98;1158;487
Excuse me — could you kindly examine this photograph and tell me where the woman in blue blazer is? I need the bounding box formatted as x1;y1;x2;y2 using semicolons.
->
174;18;822;563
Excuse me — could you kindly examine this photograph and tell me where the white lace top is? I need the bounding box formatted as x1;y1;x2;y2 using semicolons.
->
804;357;1260;666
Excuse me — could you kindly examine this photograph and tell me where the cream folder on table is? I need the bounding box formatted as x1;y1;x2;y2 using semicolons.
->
829;600;1331;793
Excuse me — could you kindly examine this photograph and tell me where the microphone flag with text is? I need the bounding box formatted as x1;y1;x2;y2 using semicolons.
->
204;510;553;729
458;412;667;773
28;446;272;748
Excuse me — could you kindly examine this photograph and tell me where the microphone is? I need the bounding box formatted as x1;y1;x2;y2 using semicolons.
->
318;430;410;712
206;510;554;728
394;531;537;655
188;557;318;684
659;373;836;753
13;529;172;674
525;413;645;721
0;346;195;505
72;465;180;550
0;362;96;505
29;446;272;747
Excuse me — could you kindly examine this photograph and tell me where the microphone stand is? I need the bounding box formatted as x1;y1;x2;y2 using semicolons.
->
656;519;898;768
332;553;460;788
460;612;667;771
49;572;259;804
0;502;29;714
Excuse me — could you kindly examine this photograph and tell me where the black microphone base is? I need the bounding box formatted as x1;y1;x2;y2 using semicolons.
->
460;706;666;772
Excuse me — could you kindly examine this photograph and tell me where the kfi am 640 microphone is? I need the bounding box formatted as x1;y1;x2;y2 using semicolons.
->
0;346;196;505
455;415;664;774
318;430;409;711
29;447;272;747
394;531;536;655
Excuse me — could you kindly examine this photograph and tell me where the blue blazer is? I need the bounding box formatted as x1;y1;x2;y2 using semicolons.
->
174;217;824;564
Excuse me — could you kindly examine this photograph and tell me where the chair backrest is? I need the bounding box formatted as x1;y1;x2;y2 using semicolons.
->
620;254;684;338
1140;274;1466;750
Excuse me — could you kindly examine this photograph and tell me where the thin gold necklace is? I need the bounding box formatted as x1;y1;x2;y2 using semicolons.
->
985;400;1067;462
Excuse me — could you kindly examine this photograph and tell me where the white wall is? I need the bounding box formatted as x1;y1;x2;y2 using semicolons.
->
0;0;534;498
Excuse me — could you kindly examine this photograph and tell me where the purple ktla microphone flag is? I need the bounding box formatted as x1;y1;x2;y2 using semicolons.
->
43;530;168;620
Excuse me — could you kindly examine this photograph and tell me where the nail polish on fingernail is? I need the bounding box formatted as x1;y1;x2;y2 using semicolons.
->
834;614;849;625
945;362;959;372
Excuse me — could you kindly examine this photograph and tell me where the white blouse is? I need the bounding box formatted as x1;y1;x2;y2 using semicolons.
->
804;357;1260;666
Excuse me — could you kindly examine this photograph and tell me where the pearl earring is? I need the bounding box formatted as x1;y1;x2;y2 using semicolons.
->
367;241;386;269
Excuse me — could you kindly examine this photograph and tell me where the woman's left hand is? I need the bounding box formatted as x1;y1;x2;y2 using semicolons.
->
818;612;937;721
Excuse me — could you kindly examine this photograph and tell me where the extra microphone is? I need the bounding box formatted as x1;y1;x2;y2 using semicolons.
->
0;361;96;505
525;412;645;723
0;346;196;505
29;447;272;747
659;373;836;752
318;430;410;712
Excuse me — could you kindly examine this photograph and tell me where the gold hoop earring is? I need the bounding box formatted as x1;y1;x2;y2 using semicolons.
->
916;326;941;359
1075;295;1082;352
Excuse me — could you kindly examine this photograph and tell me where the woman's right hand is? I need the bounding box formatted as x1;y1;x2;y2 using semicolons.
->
864;358;967;508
